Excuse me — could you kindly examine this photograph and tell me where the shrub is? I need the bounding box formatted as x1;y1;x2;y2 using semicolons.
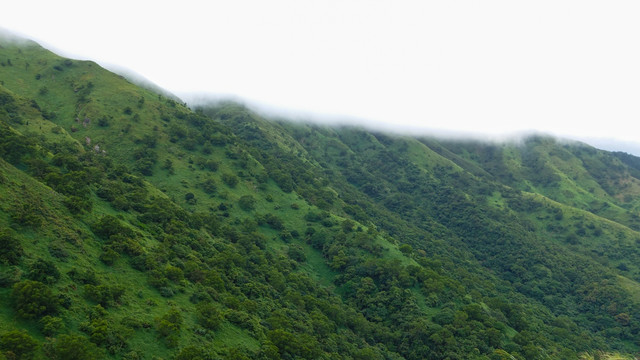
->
202;142;214;155
184;192;196;205
48;242;69;260
92;215;135;240
42;109;57;120
0;329;38;360
156;308;183;348
0;267;20;288
67;268;99;285
84;284;125;307
162;159;174;174
262;213;284;230
11;280;58;319
175;345;216;360
97;116;110;127
44;334;103;360
222;173;239;187
134;158;154;176
288;245;306;262
0;230;22;265
399;244;413;255
158;287;175;298
99;246;120;265
267;329;320;359
39;315;64;336
26;258;60;284
238;195;256;211
280;230;293;242
304;211;322;222
165;265;184;282
199;177;217;195
196;302;223;330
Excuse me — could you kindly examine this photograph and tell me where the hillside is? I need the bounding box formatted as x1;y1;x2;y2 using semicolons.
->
1;36;640;360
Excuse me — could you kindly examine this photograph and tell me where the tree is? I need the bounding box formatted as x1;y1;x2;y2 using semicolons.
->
267;329;320;359
222;173;239;187
0;330;38;360
39;315;64;336
44;334;103;360
26;258;60;284
83;284;125;307
200;177;217;195
175;345;216;360
11;280;58;319
156;308;183;348
287;245;306;262
162;159;174;174
196;302;223;330
238;195;256;211
184;192;197;205
0;230;22;265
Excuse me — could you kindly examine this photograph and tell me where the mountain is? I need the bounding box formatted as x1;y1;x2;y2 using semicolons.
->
1;35;640;360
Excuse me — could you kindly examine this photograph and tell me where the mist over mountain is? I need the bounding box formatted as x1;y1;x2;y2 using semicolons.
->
2;34;640;360
182;91;640;157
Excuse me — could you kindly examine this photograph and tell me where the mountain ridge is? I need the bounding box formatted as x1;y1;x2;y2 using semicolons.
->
1;35;640;360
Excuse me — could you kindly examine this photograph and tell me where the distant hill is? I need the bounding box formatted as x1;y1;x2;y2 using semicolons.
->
1;35;640;359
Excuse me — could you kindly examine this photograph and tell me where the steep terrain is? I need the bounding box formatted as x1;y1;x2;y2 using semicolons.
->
1;36;640;359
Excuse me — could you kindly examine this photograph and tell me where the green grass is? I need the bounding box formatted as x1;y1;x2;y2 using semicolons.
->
5;35;640;359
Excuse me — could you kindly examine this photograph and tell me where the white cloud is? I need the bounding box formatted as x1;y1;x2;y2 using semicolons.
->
2;0;640;151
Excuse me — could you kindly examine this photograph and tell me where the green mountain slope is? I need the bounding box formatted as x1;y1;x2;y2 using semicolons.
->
1;36;640;360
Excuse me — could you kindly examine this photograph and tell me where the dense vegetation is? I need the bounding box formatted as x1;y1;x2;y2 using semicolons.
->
1;35;640;359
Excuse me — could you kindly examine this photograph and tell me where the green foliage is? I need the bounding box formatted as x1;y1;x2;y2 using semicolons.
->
199;176;217;195
79;305;130;354
11;280;58;319
132;146;157;176
2;38;640;360
175;346;218;360
184;192;196;204
99;245;120;265
203;159;220;171
26;258;60;284
260;213;284;230
0;230;22;265
43;334;103;360
0;267;20;288
238;195;256;211
84;284;125;307
39;315;64;336
196;301;223;330
267;329;321;359
156;308;183;348
162;158;174;174
0;330;38;360
222;172;239;187
287;244;306;262
91;215;135;240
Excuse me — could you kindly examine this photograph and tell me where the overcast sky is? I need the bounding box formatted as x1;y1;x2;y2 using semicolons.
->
2;1;640;154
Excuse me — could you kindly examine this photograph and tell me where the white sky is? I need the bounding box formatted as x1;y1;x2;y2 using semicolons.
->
2;1;640;153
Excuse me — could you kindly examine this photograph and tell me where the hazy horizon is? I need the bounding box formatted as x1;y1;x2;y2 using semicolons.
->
2;1;640;155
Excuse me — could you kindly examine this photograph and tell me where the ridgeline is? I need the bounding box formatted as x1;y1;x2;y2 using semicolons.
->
1;36;640;359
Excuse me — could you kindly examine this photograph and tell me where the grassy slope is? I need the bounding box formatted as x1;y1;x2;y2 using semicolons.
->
216;114;640;353
3;37;640;359
0;37;440;359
